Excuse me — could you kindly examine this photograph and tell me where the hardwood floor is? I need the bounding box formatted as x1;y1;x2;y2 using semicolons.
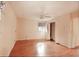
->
10;40;79;57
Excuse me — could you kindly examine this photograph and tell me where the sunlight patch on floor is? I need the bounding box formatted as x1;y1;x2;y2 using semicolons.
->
36;42;46;56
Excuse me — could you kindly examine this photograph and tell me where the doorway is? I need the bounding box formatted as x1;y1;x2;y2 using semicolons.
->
50;22;55;41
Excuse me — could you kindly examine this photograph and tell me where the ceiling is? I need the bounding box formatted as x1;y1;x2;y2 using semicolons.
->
8;1;79;21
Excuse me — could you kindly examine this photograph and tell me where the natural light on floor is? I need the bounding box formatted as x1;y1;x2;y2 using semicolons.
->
36;42;46;56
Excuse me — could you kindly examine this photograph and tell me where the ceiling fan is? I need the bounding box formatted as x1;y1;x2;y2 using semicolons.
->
40;14;52;19
39;4;52;19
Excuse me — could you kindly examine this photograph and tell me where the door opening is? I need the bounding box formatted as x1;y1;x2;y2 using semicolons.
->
50;22;55;41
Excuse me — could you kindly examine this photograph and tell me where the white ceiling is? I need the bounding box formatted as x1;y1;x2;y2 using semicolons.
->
8;1;79;21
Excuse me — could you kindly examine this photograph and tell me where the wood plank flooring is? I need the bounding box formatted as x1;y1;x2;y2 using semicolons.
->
10;40;79;57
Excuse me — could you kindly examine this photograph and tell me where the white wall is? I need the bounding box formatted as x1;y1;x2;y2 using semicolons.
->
0;2;17;56
16;17;50;40
17;18;39;40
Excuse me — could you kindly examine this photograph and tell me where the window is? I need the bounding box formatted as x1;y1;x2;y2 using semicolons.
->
38;22;47;32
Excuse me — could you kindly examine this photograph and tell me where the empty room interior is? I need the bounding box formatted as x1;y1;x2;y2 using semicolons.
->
0;1;79;57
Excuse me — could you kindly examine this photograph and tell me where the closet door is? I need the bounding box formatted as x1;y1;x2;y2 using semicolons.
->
55;14;73;48
72;11;79;47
